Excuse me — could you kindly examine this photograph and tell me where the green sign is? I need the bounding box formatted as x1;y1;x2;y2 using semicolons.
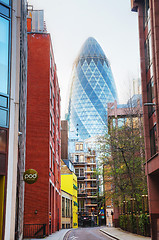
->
23;169;38;184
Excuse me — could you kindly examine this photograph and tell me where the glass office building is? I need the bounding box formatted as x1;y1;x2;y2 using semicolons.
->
67;37;118;140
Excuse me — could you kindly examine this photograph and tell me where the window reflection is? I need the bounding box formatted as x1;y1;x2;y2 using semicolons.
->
0;0;9;5
0;17;9;94
0;129;7;152
0;109;7;126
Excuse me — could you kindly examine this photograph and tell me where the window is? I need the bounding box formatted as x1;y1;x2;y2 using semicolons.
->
90;157;95;163
0;109;8;126
50;84;52;101
67;199;70;217
52;153;54;171
50;54;52;69
52;118;55;136
90;173;95;179
132;117;139;128
145;38;150;71
91;199;97;204
71;200;73;217
150;125;157;157
50;114;52;133
49;146;52;169
80;168;84;176
79;155;84;162
118;118;125;128
79;200;84;211
147;78;155;116
1;0;10;6
78;183;84;189
91;182;96;188
75;144;79;151
0;129;7;152
75;155;79;162
112;118;116;128
0;17;9;94
0;6;10;128
66;198;70;218
62;197;65;217
91;166;95;171
144;0;150;27
80;144;83;150
91;190;96;196
75;168;79;177
75;168;84;177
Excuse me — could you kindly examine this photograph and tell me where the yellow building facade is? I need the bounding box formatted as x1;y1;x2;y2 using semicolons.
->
61;160;78;228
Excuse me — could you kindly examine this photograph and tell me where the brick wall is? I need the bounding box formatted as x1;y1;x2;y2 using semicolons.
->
24;12;61;234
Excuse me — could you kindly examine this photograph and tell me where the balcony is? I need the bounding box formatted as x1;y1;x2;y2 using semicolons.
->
84;178;97;181
73;162;86;166
77;176;85;180
85;170;95;173
86;162;96;165
78;189;87;198
78;193;87;198
85;203;97;207
85;187;97;190
87;195;97;198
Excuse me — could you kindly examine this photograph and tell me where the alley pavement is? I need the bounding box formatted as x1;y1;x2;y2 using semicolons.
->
24;226;151;240
100;227;151;240
23;229;70;240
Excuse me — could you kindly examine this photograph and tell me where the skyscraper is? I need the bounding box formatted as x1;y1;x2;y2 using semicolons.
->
67;37;118;140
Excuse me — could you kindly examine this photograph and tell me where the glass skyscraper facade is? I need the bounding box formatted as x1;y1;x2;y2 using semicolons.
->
0;0;11;128
67;37;118;140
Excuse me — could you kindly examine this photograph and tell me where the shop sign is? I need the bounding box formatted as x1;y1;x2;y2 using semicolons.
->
23;169;38;184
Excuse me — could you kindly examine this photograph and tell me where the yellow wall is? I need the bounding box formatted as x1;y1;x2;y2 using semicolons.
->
72;173;78;228
61;173;78;228
0;176;5;240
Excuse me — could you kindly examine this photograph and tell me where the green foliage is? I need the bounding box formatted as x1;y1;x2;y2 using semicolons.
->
99;114;147;203
119;215;128;230
119;213;150;237
138;213;150;235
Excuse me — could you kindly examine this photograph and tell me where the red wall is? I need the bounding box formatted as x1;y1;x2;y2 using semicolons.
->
24;31;61;236
131;1;159;239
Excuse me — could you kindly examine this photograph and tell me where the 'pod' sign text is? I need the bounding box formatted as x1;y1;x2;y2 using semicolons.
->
23;169;38;184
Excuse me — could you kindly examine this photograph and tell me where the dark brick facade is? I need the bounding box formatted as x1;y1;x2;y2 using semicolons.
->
131;1;159;239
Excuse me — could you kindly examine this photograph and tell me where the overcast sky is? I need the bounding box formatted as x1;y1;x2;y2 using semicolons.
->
28;0;140;118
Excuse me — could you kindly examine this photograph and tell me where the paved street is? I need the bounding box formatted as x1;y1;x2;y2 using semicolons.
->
64;227;111;240
24;226;151;240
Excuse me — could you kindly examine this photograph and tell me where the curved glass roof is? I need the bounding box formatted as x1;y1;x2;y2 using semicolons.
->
67;37;118;140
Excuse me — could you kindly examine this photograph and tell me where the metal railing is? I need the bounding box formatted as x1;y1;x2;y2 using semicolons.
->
23;224;46;238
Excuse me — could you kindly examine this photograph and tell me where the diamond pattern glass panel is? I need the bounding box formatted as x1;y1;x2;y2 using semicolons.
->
67;37;118;140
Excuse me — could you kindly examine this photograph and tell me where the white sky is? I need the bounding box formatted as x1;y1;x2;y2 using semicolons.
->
28;0;140;119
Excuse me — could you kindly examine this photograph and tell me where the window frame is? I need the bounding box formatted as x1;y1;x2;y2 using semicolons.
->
150;124;157;157
0;0;11;128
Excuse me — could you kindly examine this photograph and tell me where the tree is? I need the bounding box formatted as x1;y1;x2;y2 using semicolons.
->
99;104;147;209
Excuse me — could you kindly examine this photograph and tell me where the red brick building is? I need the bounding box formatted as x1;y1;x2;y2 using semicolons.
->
24;10;61;237
131;1;159;239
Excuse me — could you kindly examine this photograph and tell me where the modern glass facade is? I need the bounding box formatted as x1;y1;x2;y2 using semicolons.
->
67;37;118;140
0;0;11;128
